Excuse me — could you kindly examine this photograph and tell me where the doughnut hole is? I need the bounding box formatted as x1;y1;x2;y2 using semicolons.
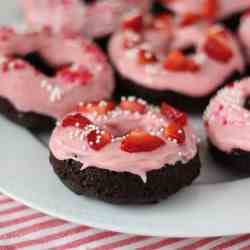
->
222;12;242;32
152;1;172;15
95;111;163;139
80;0;98;4
103;120;144;137
244;96;250;111
180;45;196;56
16;52;70;77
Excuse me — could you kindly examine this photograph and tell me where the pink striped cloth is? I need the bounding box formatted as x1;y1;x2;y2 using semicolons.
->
0;194;250;250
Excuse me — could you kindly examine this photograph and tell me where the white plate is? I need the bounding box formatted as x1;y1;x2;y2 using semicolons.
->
1;1;250;238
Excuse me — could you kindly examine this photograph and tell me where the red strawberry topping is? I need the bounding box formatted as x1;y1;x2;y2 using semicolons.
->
122;14;143;33
87;129;112;151
163;50;200;72
120;99;146;114
161;103;187;126
201;0;218;19
62;113;91;129
203;29;233;63
164;122;186;144
2;59;26;72
58;65;93;85
76;101;115;115
121;129;165;153
180;12;201;26
137;49;157;64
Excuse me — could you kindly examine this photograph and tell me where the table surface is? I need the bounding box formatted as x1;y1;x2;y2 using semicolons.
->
0;193;249;250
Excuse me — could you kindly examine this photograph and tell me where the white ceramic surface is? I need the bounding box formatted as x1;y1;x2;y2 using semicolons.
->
1;0;250;238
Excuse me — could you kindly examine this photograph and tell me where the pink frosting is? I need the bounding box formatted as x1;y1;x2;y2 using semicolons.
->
49;100;198;182
204;78;250;153
21;0;151;38
0;27;114;119
109;24;244;97
165;0;250;20
239;13;250;62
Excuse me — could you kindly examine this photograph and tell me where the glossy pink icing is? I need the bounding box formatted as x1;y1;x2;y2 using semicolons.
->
109;25;244;97
239;14;250;62
0;27;114;119
21;0;151;38
165;0;250;20
204;78;250;152
49;100;198;182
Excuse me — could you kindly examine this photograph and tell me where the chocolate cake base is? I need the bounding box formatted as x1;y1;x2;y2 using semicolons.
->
50;152;201;204
0;97;55;131
222;12;246;32
114;71;242;113
209;141;250;173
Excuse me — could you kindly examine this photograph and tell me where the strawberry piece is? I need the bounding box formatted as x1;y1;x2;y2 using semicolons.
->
161;102;187;126
76;101;115;115
2;59;26;72
120;99;146;114
137;49;157;64
87;129;112;151
121;129;165;153
243;10;250;18
58;66;93;85
62;113;91;129
122;14;143;33
163;50;200;72
201;0;218;18
180;12;201;26
203;31;233;63
164;122;186;144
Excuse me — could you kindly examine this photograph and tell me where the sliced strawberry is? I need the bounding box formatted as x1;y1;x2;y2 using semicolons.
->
62;113;91;129
201;0;218;19
137;49;157;64
121;129;165;153
76;101;115;115
243;10;250;18
2;59;26;72
163;50;200;72
122;14;143;33
87;129;112;151
120;99;146;114
164;122;186;144
58;66;93;85
203;31;233;63
180;12;201;26
161;102;187;126
153;13;172;30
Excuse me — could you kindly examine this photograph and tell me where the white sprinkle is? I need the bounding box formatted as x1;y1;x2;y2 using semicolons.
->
49;86;62;103
40;80;48;88
194;53;206;65
0;56;7;65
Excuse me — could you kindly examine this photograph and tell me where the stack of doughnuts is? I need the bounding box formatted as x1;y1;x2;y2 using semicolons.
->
1;1;249;204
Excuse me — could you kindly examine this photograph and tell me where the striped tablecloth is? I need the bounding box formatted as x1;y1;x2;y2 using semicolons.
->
0;194;250;250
